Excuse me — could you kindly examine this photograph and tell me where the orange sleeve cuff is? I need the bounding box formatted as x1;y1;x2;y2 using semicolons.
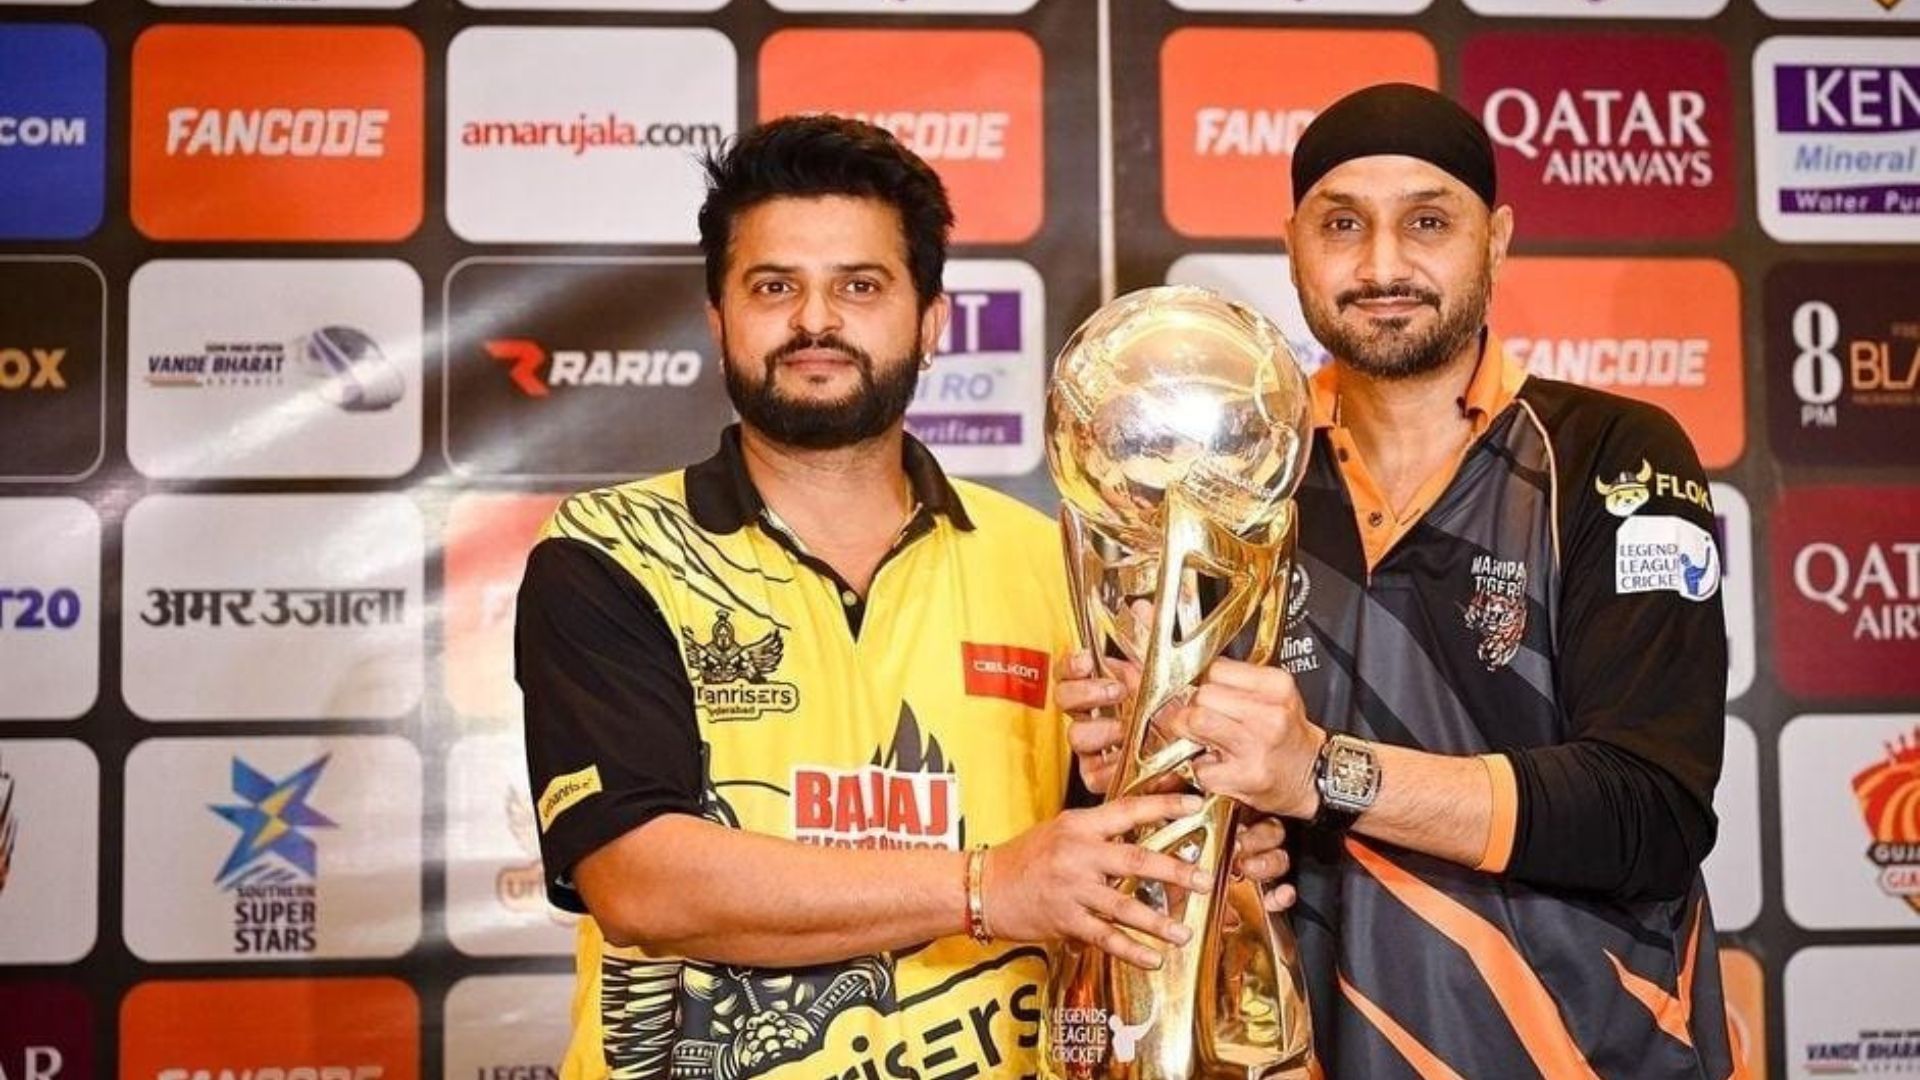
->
1477;753;1519;874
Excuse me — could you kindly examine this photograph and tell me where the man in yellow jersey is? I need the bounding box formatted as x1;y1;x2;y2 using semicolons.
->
515;115;1212;1080
1064;85;1740;1078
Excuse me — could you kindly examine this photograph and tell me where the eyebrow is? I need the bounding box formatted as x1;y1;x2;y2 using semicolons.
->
741;261;898;278
1311;187;1459;209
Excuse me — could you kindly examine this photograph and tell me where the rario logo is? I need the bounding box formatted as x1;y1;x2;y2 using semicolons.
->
0;347;66;391
486;340;700;398
1792;538;1920;641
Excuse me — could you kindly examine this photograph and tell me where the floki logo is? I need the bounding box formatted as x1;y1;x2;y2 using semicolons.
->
211;755;335;954
146;328;402;411
793;707;961;850
1793;539;1920;641
682;609;799;722
1595;460;1714;518
486;339;701;398
1853;724;1920;913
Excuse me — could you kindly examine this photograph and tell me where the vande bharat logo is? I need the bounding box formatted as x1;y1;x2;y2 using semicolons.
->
1853;724;1920;913
682;609;798;722
212;755;336;955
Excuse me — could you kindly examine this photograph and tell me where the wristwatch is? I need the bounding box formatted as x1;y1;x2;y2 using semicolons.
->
1312;734;1381;832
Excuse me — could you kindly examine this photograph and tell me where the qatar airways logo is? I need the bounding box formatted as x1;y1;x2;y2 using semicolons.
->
1793;540;1920;642
164;108;389;158
1484;88;1715;187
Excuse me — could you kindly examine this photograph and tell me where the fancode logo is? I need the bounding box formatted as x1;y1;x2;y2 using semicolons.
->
1159;28;1438;239
1492;258;1744;469
1854;725;1920;912
120;979;420;1080
131;26;423;240
485;339;701;398
961;643;1049;708
1463;33;1733;240
760;30;1044;243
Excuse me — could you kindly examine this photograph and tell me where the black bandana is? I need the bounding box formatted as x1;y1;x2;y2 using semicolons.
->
1291;83;1498;208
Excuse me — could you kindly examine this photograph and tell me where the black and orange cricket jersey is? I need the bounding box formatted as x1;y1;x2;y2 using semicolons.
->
1285;339;1740;1079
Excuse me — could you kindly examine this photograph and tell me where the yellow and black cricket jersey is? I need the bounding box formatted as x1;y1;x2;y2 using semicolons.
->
1285;337;1741;1079
516;426;1075;1080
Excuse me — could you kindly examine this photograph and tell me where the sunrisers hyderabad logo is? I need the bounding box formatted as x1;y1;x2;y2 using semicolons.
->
683;609;799;722
1853;724;1920;913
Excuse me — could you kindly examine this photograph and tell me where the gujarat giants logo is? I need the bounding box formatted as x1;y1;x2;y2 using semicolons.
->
1853;724;1920;913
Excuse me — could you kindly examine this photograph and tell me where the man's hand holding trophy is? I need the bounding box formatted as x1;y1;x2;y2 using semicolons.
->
1042;285;1317;1080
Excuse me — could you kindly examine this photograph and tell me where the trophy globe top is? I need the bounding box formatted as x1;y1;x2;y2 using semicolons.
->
1046;285;1313;549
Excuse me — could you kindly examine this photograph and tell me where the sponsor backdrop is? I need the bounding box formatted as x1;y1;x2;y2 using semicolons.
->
0;1;1915;1077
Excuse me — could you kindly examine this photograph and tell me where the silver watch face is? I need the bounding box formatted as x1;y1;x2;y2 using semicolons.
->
1321;738;1380;808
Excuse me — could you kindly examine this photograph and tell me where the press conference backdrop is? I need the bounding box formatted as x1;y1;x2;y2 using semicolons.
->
0;0;1916;1076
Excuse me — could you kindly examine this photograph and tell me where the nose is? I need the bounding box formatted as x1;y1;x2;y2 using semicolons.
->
789;284;842;337
1358;229;1413;286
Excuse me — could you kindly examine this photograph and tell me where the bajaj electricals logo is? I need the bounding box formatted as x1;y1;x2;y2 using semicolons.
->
1159;29;1437;239
131;26;422;240
761;29;1043;243
1756;39;1920;243
212;755;335;955
1854;724;1920;914
793;708;961;850
682;609;799;722
1465;33;1733;240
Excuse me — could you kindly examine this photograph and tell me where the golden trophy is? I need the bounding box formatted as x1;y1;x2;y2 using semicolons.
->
1041;286;1316;1080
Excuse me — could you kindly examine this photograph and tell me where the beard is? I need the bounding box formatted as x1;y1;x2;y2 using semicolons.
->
1301;269;1491;382
723;329;921;451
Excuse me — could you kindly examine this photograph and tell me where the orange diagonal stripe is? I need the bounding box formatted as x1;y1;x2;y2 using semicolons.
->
1605;896;1706;1050
1347;839;1600;1080
1340;975;1468;1080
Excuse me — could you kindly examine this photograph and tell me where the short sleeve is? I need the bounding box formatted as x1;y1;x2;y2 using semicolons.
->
516;536;703;913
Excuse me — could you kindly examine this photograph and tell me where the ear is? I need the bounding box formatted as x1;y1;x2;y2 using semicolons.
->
919;293;951;360
705;302;723;349
1486;204;1515;284
1284;218;1303;289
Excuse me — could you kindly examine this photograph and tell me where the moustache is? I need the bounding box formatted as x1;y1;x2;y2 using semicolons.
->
1336;285;1442;310
765;333;870;368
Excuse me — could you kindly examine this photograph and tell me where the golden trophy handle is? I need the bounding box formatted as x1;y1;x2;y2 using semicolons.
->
1047;492;1315;1080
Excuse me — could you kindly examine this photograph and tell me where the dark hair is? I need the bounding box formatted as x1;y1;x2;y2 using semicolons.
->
698;115;954;311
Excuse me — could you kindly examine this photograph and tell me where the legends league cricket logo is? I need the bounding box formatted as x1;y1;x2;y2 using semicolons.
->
1854;725;1920;913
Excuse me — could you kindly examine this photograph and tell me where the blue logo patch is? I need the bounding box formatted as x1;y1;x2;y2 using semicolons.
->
0;26;106;239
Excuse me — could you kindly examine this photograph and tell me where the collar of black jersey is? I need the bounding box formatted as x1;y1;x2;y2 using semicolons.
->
685;424;977;535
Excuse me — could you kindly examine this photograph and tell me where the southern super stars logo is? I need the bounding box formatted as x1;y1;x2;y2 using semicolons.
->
211;754;335;954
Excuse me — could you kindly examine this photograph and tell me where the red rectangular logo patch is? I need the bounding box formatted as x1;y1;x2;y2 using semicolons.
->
962;643;1049;708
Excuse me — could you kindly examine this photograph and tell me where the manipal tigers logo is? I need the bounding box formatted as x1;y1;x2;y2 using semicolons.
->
1595;460;1654;518
682;609;799;722
1464;555;1528;671
1853;724;1920;914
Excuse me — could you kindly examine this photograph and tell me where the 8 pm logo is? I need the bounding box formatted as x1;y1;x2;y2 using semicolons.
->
1769;261;1920;466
